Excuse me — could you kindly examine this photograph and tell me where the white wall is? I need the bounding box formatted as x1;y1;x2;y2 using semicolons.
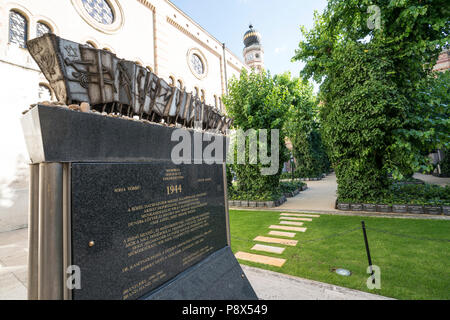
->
0;0;247;232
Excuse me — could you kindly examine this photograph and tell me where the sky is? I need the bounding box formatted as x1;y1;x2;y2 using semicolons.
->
171;0;328;77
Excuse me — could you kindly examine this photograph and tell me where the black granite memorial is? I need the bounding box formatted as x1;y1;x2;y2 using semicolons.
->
22;105;257;300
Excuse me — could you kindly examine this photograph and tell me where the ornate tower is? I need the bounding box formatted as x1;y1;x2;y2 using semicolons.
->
243;24;264;72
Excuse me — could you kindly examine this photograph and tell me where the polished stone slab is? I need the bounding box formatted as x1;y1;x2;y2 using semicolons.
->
21;105;227;164
281;213;320;218
71;162;228;300
280;221;304;226
268;231;296;238
235;252;286;267
253;236;297;247
270;225;307;232
251;244;285;254
143;247;257;300
280;217;313;222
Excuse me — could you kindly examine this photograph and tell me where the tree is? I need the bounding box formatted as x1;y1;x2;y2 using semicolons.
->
292;0;449;201
223;69;291;201
277;73;330;178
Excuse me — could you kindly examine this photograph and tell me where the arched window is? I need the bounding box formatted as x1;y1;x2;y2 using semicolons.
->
38;84;52;101
214;95;218;109
9;10;28;48
194;87;199;98
36;21;51;38
177;80;183;90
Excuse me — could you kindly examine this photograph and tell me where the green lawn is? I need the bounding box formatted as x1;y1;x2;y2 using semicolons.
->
230;210;450;300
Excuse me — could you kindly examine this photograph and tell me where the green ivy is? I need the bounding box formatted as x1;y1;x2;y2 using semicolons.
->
292;0;449;202
277;73;331;179
223;69;291;201
341;184;450;206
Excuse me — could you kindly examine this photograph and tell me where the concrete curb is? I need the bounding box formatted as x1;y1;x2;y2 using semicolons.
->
241;265;394;300
229;207;450;221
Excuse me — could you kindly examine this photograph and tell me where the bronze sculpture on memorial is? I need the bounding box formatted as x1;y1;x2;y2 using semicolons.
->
27;33;233;134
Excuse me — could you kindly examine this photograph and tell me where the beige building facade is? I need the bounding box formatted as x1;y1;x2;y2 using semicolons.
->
0;0;252;232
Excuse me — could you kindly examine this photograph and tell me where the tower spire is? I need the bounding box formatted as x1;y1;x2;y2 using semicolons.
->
243;24;264;72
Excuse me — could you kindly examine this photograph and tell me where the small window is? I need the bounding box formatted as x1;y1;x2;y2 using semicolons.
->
81;0;114;25
9;10;28;48
191;54;204;75
36;22;51;38
38;84;52;101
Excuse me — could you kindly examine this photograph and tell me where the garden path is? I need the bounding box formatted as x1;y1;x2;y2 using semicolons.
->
413;173;450;186
279;174;338;212
235;213;319;268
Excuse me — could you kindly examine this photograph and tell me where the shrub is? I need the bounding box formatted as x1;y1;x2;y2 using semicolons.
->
223;69;291;202
292;0;449;203
280;181;305;194
340;184;450;206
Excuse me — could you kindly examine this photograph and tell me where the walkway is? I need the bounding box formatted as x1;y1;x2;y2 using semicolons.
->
235;213;318;268
0;228;27;300
278;172;449;214
278;174;338;212
413;173;450;186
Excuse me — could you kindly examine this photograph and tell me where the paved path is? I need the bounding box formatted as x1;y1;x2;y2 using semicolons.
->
0;228;27;300
233;173;450;220
414;173;450;186
242;265;392;300
277;173;449;214
235;213;316;268
278;174;338;212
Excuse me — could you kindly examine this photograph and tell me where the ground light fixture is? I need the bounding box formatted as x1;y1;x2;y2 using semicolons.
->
331;268;352;277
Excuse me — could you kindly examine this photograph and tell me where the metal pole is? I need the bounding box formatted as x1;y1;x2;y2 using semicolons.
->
62;164;72;300
291;156;294;182
361;221;375;283
223;164;231;247
38;163;64;300
222;43;229;95
27;164;40;300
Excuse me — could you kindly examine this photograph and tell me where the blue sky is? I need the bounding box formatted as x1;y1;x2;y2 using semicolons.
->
171;0;328;77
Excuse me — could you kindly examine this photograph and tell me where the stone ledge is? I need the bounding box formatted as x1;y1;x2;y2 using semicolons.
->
336;201;449;216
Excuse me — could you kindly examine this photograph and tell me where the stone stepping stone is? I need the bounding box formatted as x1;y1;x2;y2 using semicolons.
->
235;252;286;267
280;217;313;222
281;213;320;218
251;244;285;254
269;231;296;238
280;221;304;226
254;236;298;246
270;225;307;232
